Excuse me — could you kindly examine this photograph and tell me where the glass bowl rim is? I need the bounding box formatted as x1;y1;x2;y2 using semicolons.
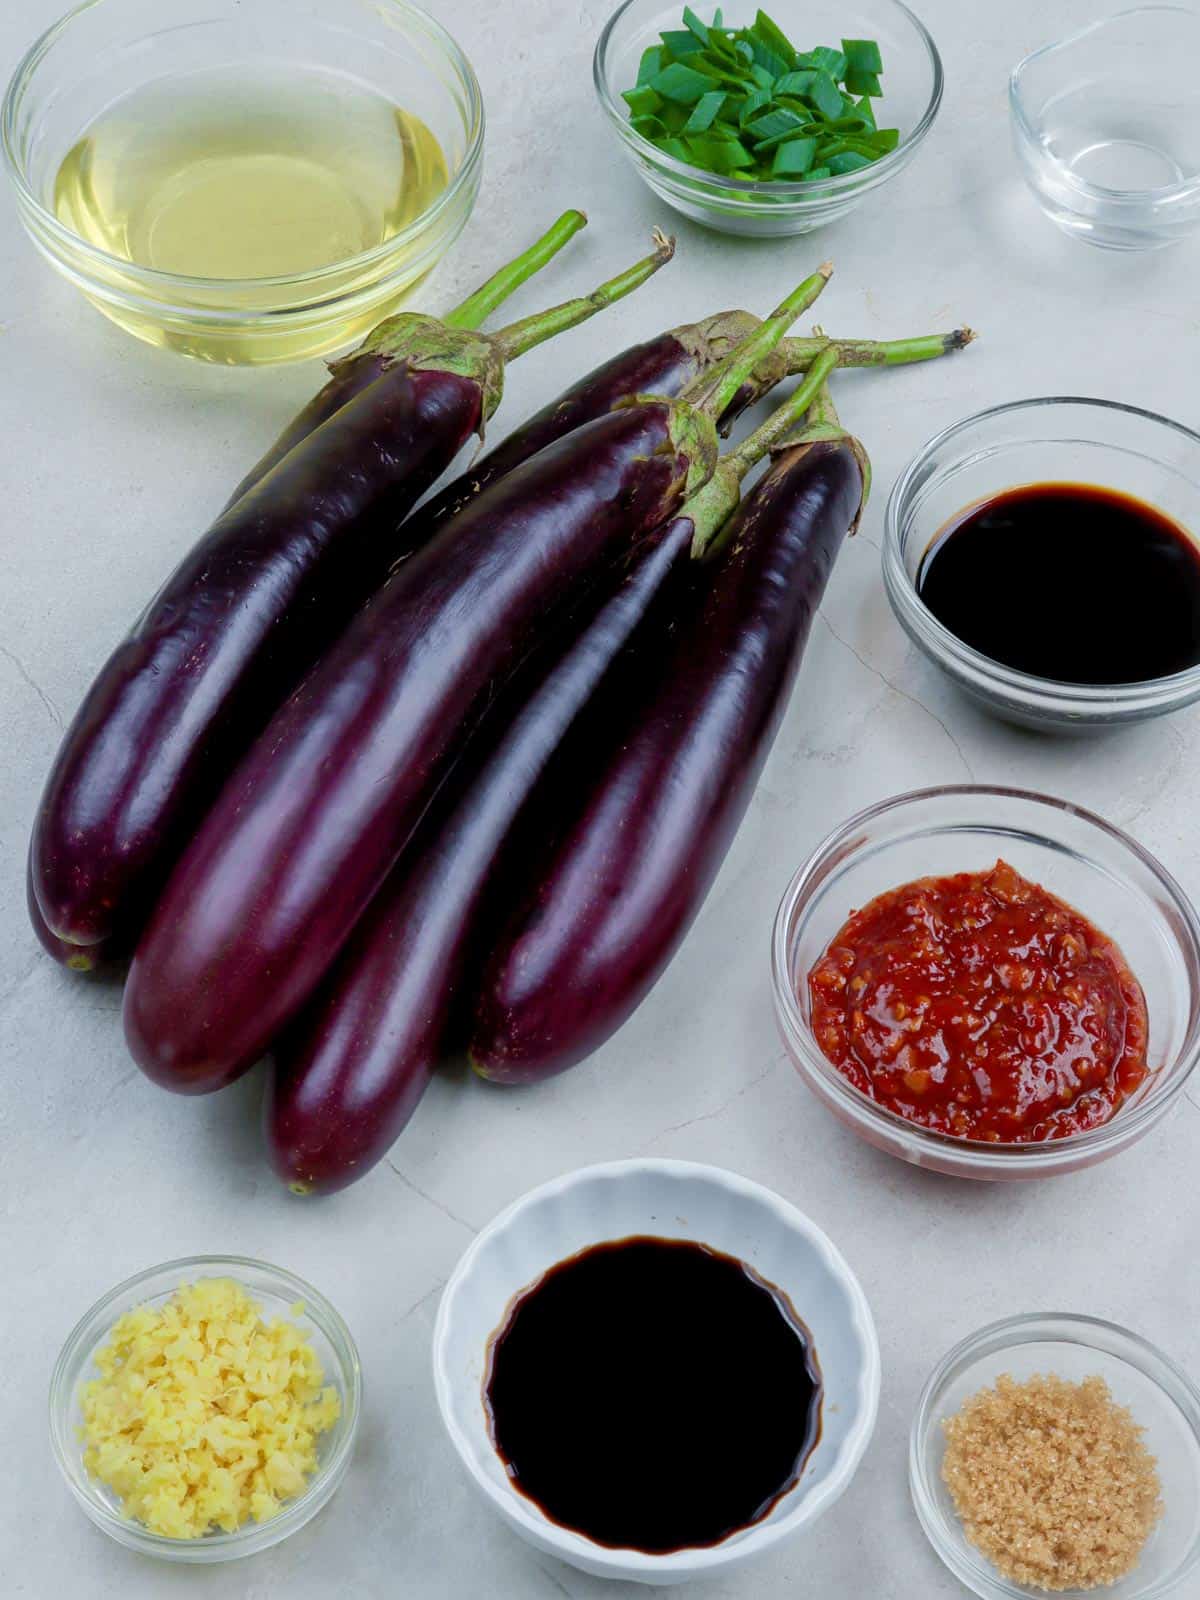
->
593;0;943;203
0;0;485;293
908;1309;1200;1600
770;782;1200;1170
49;1252;363;1556
882;394;1200;712
1009;4;1200;204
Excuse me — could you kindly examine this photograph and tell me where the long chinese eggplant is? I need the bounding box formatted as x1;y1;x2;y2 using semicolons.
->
263;357;839;1193
123;266;833;1094
30;225;669;962
470;379;868;1084
393;323;972;556
221;210;587;511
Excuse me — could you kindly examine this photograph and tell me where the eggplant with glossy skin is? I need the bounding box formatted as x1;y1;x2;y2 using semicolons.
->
124;267;832;1094
221;211;588;512
395;322;973;554
470;385;868;1084
263;359;841;1193
265;526;694;1193
30;226;669;963
400;311;759;544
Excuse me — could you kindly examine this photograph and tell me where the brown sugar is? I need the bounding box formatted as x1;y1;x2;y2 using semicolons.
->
941;1372;1163;1592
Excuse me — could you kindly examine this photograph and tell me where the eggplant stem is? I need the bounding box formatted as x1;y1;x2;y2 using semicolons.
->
728;348;842;477
778;367;873;526
685;349;841;562
491;230;676;362
682;262;832;420
443;211;588;331
783;326;975;371
805;370;843;432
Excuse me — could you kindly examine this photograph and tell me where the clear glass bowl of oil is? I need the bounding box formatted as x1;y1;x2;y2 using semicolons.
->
2;0;484;363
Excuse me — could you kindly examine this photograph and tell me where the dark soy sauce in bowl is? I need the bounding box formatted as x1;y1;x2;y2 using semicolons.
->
483;1235;822;1554
916;482;1200;685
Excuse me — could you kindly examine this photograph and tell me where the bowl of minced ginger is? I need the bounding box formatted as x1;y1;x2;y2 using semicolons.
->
50;1259;360;1559
910;1313;1200;1598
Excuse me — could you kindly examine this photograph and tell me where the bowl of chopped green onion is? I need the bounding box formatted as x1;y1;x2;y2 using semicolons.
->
595;0;942;235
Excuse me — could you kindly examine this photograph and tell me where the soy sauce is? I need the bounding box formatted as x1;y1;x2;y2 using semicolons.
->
484;1236;822;1554
916;483;1200;684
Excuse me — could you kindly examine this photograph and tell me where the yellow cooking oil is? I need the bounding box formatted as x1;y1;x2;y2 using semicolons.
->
53;65;450;362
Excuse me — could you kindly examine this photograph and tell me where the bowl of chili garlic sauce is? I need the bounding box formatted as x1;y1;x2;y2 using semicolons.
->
884;398;1200;730
773;786;1200;1180
432;1160;879;1584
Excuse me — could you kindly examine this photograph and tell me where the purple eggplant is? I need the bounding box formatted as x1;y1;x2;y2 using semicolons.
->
27;859;109;972
30;224;670;963
123;267;833;1093
264;526;694;1192
470;374;868;1084
399;311;759;544
221;211;587;512
262;358;842;1193
394;324;973;556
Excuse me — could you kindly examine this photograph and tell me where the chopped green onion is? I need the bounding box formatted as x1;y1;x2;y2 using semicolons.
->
651;61;713;102
827;150;873;174
808;70;847;120
745;106;807;141
660;29;705;56
623;85;663;117
845;68;882;97
737;86;773;125
683;5;710;41
772;136;818;176
842;38;883;73
753;9;798;64
774;69;818;98
622;9;893;185
685;89;728;130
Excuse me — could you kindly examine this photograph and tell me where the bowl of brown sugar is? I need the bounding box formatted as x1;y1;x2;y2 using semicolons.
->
910;1313;1200;1598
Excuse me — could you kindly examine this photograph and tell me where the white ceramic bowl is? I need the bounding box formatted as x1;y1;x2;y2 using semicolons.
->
432;1159;880;1585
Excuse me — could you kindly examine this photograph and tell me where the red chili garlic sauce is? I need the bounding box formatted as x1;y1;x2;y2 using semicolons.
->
484;1236;822;1553
916;483;1200;684
807;861;1150;1143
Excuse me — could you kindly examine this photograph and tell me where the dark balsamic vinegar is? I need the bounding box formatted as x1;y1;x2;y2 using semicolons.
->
916;482;1200;685
484;1236;822;1554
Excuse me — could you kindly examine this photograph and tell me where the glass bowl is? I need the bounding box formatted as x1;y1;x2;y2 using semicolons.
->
2;0;484;364
433;1159;879;1584
49;1255;362;1562
593;0;942;236
771;785;1200;1181
910;1313;1200;1599
1010;7;1200;252
883;398;1200;732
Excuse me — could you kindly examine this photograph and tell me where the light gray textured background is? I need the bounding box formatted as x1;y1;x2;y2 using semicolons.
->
2;0;1198;1594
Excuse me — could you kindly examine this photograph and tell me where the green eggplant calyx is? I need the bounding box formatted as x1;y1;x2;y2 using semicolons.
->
358;316;506;427
666;399;721;499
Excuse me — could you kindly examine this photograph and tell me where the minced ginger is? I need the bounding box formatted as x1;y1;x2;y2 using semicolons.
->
942;1372;1162;1592
81;1277;340;1539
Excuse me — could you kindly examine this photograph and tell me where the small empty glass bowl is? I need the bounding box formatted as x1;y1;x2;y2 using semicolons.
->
50;1255;361;1562
1011;7;1200;251
911;1313;1200;1600
2;0;483;363
771;785;1200;1181
594;0;942;236
883;397;1200;732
